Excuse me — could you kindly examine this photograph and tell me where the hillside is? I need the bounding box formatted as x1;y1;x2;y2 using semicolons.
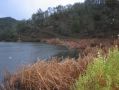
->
0;17;18;41
0;0;119;41
15;0;119;40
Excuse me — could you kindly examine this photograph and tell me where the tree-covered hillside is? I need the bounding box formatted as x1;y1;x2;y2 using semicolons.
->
0;0;119;41
0;17;18;41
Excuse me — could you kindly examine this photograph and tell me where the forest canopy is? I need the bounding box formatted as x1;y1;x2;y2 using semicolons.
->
0;0;119;41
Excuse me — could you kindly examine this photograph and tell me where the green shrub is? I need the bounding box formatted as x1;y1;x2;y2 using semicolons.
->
74;47;119;90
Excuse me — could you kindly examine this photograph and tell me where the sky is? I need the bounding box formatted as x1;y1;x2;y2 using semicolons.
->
0;0;84;20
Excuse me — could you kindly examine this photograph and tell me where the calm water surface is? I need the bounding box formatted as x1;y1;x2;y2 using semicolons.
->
0;42;67;80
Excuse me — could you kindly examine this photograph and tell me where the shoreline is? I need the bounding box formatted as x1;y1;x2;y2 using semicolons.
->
1;38;119;90
43;38;117;57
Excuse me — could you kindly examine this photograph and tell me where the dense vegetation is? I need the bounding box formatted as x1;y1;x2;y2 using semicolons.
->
0;0;119;41
2;39;119;90
0;17;18;41
75;47;119;90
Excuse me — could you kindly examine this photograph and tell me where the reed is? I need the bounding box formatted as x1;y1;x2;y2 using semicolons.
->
1;38;119;90
74;47;119;90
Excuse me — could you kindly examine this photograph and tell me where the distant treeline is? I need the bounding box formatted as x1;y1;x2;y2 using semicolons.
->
0;0;119;41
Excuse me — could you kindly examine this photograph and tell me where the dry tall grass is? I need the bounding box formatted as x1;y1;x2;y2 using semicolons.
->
1;38;119;90
1;55;94;90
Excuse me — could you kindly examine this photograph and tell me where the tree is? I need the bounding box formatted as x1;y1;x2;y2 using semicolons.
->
105;0;119;8
32;9;45;27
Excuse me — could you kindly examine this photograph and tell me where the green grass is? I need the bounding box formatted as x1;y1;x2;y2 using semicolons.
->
74;47;119;90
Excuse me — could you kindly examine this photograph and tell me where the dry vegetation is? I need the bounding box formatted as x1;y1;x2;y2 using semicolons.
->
1;38;119;90
1;56;94;90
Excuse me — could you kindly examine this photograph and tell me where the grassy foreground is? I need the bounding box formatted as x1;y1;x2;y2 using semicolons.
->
75;47;119;90
2;48;119;90
1;39;119;90
1;53;93;90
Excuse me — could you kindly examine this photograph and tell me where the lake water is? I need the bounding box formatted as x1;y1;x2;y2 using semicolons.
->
0;42;67;81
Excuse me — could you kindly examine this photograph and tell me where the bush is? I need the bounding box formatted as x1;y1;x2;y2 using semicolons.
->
74;47;119;90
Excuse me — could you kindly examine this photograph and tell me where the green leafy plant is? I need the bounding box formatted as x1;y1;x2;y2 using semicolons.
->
75;47;119;90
